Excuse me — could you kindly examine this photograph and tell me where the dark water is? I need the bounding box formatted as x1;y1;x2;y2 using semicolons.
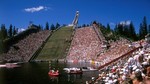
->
0;62;99;84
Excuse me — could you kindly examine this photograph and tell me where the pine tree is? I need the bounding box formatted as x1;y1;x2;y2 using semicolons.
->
13;26;17;36
129;22;137;40
38;25;42;30
82;24;86;27
55;23;60;28
45;22;49;30
117;24;124;35
139;23;143;39
0;39;6;53
123;25;129;37
93;21;97;24
142;16;148;35
148;25;150;33
139;16;148;39
0;24;7;40
50;24;55;30
87;24;89;27
8;24;13;37
114;24;119;35
107;24;111;31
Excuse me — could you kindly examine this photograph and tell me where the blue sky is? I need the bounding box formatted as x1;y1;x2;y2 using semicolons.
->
0;0;150;32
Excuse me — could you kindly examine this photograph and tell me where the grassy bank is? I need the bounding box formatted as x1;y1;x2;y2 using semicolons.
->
36;27;73;61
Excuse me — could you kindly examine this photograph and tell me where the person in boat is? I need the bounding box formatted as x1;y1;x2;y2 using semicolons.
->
51;70;54;73
80;68;82;71
67;69;70;73
56;70;59;73
74;68;77;71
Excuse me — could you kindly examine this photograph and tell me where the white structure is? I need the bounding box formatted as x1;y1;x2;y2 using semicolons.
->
145;33;150;43
68;11;79;29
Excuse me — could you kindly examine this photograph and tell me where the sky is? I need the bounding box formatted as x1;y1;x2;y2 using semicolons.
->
0;0;150;33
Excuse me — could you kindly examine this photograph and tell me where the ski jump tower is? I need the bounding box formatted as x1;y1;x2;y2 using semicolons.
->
72;11;79;29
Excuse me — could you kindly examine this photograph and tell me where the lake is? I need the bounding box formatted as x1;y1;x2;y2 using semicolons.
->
0;62;99;84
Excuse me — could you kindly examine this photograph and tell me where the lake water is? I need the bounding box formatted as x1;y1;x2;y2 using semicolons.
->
0;62;99;84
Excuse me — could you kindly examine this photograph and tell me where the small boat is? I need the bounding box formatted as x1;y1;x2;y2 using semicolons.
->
63;67;83;74
0;64;6;68
82;67;98;71
0;63;20;68
48;70;59;76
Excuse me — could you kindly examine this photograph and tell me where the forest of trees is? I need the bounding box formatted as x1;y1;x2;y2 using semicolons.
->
0;22;60;53
0;16;150;50
114;21;138;40
0;17;150;42
0;22;61;41
44;22;60;30
111;16;149;41
0;24;17;53
0;24;17;40
80;17;149;41
80;16;149;41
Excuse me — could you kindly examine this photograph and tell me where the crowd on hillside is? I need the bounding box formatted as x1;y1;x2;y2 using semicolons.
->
67;26;134;65
96;38;133;65
67;27;102;61
1;30;51;62
87;41;150;84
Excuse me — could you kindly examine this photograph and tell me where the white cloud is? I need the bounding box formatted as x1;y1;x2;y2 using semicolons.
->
108;22;116;29
109;22;115;26
126;20;131;25
24;6;50;13
120;20;131;25
18;28;26;33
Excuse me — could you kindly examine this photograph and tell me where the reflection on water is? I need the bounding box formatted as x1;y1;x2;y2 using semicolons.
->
0;62;99;84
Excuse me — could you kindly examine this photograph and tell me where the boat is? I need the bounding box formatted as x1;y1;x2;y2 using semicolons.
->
0;63;20;68
0;64;6;68
63;67;83;74
48;70;59;76
82;67;98;71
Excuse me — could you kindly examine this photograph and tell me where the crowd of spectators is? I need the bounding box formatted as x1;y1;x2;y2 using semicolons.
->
67;27;103;61
67;26;133;65
96;38;133;65
1;30;51;62
87;41;150;84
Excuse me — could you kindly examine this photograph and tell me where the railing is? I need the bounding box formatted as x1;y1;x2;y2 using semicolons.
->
98;46;141;70
92;26;102;41
28;31;52;62
66;28;76;59
92;26;106;42
92;26;107;58
28;26;64;62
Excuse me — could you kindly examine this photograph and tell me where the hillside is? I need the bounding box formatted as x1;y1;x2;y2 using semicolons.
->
67;27;103;61
0;29;50;62
36;27;73;61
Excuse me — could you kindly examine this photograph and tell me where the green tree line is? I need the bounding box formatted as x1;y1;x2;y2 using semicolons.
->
109;16;150;41
0;22;61;53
